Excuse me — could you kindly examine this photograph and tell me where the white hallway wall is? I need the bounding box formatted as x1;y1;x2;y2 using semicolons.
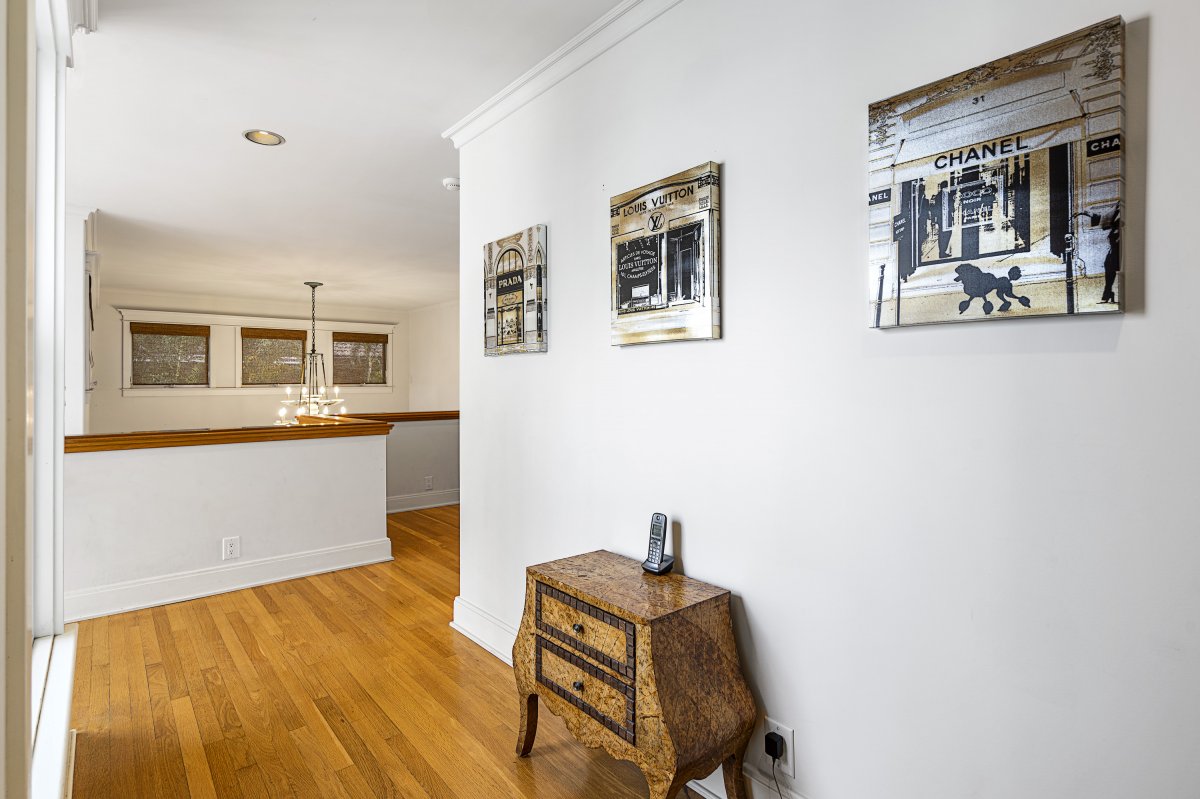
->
454;2;1200;799
408;299;459;410
88;287;459;433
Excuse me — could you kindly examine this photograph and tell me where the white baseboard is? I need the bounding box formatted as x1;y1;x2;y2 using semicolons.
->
65;538;393;622
449;596;517;666
387;488;460;513
449;595;807;799
683;774;804;799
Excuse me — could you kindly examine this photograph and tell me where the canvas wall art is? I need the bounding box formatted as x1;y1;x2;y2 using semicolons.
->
483;225;547;355
610;162;720;345
868;17;1124;328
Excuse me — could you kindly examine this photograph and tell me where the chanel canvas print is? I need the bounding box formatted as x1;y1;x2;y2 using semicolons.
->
484;225;547;355
610;162;720;345
868;17;1124;328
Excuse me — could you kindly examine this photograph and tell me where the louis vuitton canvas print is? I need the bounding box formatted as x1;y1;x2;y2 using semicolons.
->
868;17;1124;328
484;225;547;355
610;162;721;345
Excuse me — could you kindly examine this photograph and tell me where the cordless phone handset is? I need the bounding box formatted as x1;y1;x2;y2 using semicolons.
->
642;512;675;575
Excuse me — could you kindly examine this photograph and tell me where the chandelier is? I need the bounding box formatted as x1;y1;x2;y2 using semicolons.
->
276;281;345;424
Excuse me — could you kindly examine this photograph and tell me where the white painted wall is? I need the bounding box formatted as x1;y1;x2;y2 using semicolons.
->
453;3;1200;799
384;420;460;512
63;434;391;621
408;299;459;410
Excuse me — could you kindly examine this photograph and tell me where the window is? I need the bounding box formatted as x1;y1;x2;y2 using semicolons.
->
495;248;525;346
240;327;306;385
129;322;210;386
667;221;703;304
332;332;387;384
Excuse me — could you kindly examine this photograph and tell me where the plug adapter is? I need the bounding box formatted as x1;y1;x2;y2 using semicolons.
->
765;730;785;761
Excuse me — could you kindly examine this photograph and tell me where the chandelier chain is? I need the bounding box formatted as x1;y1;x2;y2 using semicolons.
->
310;284;318;352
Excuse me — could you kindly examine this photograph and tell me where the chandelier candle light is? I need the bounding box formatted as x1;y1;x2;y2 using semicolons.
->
277;281;345;424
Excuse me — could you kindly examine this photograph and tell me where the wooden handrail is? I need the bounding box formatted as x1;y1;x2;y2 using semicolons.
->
65;415;392;454
345;411;459;423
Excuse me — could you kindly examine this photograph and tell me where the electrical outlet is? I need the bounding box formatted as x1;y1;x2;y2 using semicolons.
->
222;536;241;561
424;475;434;491
759;717;796;779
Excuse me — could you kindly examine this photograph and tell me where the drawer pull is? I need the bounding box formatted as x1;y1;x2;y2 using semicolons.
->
572;623;584;635
572;681;584;692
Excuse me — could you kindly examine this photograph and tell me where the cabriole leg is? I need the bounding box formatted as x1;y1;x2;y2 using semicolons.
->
721;750;750;799
515;692;538;757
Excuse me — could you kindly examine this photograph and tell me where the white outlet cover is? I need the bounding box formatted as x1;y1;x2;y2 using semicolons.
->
222;536;241;560
760;717;796;779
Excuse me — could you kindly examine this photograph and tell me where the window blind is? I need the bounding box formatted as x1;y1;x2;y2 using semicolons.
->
129;322;210;386
332;332;387;385
240;327;306;385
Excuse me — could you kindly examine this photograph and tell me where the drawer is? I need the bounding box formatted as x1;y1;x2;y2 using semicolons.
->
535;582;636;680
536;636;635;745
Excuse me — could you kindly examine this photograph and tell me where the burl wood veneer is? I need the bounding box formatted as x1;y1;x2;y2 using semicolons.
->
513;550;757;799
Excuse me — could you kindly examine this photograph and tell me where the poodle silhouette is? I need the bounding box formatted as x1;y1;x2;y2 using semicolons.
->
953;263;1031;315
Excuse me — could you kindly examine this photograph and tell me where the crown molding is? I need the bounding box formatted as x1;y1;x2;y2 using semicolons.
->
441;0;686;150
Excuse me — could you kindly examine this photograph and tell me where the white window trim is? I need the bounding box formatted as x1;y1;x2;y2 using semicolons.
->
116;308;398;396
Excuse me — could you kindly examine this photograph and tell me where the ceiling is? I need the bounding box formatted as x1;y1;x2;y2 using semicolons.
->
67;0;618;312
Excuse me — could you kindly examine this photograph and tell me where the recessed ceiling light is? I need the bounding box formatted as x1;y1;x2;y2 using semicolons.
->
243;129;286;146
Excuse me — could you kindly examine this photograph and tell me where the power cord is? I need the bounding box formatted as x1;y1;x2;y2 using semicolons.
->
770;757;785;799
680;749;786;799
765;730;786;799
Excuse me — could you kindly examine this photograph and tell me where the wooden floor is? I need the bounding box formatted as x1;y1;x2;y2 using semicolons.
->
69;506;650;798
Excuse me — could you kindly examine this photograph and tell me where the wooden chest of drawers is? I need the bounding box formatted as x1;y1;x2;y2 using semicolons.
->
513;551;756;799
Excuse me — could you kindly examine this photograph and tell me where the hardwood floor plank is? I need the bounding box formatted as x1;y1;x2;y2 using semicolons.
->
126;622;162;798
313;695;405;799
172;696;220;799
90;615;110;668
77;663;110;795
288;725;354;799
172;622;227;746
203;603;296;799
224;591;352;770
70;645;91;734
234;763;278;799
136;608;164;667
200;666;255;770
224;610;306;732
335;764;383;798
203;739;245;799
384;731;459;799
146;661;190;798
71;505;647;799
152;606;191;700
108;616;140;799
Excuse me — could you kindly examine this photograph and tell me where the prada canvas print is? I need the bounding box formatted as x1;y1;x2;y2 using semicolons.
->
868;17;1124;328
610;162;720;345
484;225;547;355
